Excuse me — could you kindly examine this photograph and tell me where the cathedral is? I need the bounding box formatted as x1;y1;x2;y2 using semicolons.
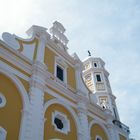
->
0;21;130;140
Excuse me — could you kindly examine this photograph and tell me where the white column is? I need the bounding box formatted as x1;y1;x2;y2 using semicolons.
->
106;124;119;140
36;35;48;63
26;62;47;140
105;109;119;140
75;63;89;98
77;102;90;140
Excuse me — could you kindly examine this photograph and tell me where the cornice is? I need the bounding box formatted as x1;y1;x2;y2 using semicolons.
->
82;67;109;76
0;40;32;65
0;61;29;81
0;47;32;76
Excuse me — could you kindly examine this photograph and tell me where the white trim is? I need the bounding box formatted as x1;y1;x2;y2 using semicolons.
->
0;127;7;140
44;98;81;139
0;60;30;81
44;84;109;122
52;110;70;134
0;68;30;110
0;47;32;75
0;40;32;64
0;68;30;140
89;120;111;140
47;41;75;66
45;85;77;107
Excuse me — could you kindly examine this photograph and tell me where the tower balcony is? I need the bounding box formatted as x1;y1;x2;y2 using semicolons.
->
112;120;130;134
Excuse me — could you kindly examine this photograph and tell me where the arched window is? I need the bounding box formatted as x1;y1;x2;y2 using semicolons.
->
0;127;7;140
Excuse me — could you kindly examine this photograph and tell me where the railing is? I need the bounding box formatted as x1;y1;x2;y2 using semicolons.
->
112;120;130;133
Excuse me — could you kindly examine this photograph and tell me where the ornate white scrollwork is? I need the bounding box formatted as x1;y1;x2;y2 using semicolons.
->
50;21;69;50
2;32;20;50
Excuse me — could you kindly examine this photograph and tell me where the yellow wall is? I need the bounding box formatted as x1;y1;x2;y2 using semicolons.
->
44;47;76;90
0;57;30;77
44;104;77;140
67;65;76;90
44;47;55;74
44;92;55;101
0;74;23;140
90;124;108;140
119;134;127;140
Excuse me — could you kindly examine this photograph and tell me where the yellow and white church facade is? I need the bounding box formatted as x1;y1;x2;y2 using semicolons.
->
0;21;130;140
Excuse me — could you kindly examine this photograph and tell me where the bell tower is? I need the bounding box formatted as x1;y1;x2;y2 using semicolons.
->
82;56;120;120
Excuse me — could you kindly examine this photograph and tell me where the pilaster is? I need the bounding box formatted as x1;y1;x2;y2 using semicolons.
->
26;62;47;140
74;62;89;98
77;101;90;140
26;25;50;63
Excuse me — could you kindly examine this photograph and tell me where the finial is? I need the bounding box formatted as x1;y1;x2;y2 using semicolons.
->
88;50;91;56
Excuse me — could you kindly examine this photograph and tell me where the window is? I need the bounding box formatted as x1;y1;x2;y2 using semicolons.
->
55;56;68;83
0;93;6;108
96;74;101;82
54;118;64;130
56;65;64;81
94;63;97;68
52;111;70;134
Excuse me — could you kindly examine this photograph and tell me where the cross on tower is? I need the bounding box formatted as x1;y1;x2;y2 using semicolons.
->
88;50;91;56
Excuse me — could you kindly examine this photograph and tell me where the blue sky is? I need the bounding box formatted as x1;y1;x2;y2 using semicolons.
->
0;0;140;139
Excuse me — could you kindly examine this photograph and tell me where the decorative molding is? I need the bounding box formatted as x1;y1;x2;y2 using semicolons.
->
77;101;90;140
50;21;68;49
0;60;30;81
44;98;81;139
0;47;32;75
0;68;30;140
45;73;111;121
0;40;32;65
52;110;70;134
2;32;21;51
47;41;76;66
89;120;111;140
